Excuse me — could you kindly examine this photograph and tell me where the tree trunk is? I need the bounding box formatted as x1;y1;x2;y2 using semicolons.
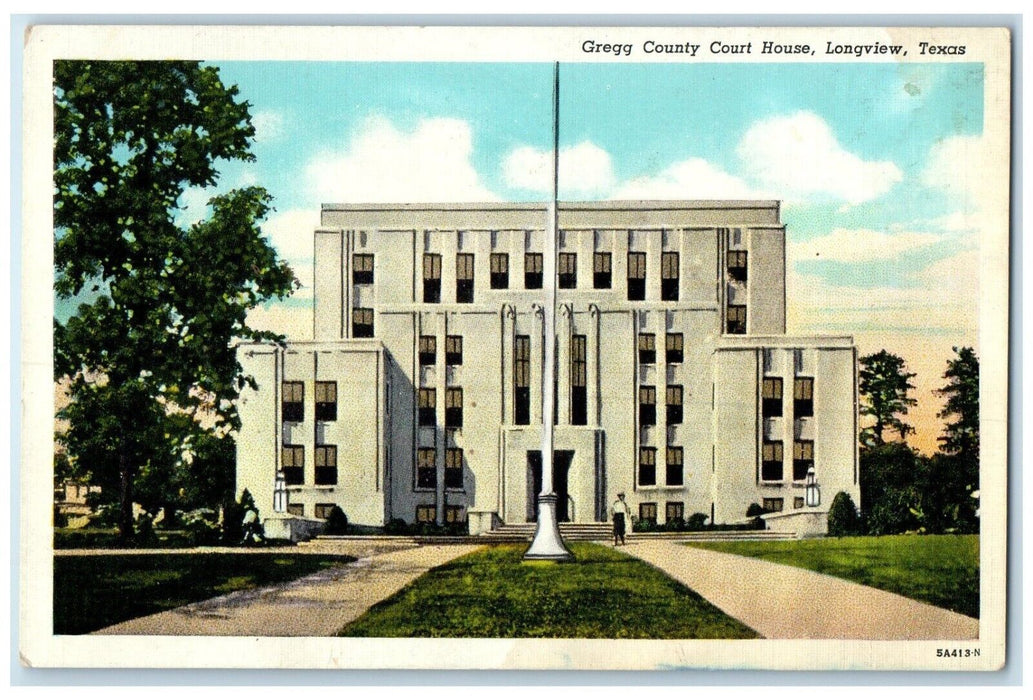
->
118;446;135;543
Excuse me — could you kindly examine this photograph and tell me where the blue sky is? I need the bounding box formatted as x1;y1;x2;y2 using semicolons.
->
63;60;989;451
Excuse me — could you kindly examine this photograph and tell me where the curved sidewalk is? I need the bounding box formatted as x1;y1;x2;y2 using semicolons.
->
93;544;481;637
619;540;979;640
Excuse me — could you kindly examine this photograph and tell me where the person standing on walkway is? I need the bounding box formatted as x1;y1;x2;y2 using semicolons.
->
611;492;632;545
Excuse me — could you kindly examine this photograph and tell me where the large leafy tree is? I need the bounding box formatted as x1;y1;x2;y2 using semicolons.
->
54;61;296;540
858;350;918;447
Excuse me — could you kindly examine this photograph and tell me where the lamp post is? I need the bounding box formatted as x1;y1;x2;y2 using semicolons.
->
273;469;287;513
805;466;821;508
524;62;573;561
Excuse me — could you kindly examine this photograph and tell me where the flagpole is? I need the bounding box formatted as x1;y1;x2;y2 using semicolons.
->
525;62;573;561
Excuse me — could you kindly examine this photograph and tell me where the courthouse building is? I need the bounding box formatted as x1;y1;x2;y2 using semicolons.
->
236;200;859;533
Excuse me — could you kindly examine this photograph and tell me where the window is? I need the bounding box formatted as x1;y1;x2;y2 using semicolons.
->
352;253;374;285
666;501;684;521
445;387;463;428
793;440;814;481
727;304;746;334
639;448;657;486
762;377;783;418
416;505;436;523
315;381;337;421
761;440;784;481
666;385;684;425
794;496;805;509
525;253;543;289
728;250;748;282
423;253;442;303
628;252;646;300
490;253;509;289
558;253;577;289
666;447;684;486
445;335;463;366
281;381;304;422
419;335;436;366
315;445;337;485
639;386;656;426
514;335;531;425
638;333;656;364
666;333;683;364
314;503;336;520
661;252;679;301
286;503;304;517
763;497;784;513
418;388;436;426
445;448;463;489
282;445;304;485
639;502;658;522
456;253;474;303
794;377;814;417
352;307;374;338
571;335;587;426
416;447;436;488
593;252;612;289
445;506;465;524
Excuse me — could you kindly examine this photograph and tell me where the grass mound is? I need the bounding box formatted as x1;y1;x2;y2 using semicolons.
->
340;543;757;639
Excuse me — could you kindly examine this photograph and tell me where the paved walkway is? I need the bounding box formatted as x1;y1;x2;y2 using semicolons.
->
93;544;481;637
617;540;979;640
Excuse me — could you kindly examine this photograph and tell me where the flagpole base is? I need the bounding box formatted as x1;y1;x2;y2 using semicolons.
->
523;493;574;561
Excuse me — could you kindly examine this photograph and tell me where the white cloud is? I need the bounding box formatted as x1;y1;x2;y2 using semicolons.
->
793;228;940;263
306;116;498;203
736;111;903;205
612;157;772;201
502;141;616;197
251;110;285;143
921;134;994;207
260;208;319;298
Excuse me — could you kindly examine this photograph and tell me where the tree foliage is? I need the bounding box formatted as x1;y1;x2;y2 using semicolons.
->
937;347;979;460
54;61;296;540
859;350;917;447
859;442;926;535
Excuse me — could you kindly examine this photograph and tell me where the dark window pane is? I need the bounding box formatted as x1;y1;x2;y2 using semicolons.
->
283;467;303;486
315;467;338;485
515;387;530;426
571;386;587;426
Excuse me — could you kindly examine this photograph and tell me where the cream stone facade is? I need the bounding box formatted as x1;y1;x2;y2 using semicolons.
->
236;201;860;532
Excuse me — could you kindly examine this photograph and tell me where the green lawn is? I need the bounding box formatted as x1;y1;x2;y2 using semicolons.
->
54;553;356;634
340;543;757;639
689;534;979;618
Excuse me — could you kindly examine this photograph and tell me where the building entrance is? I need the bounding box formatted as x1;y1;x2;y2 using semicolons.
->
527;450;573;522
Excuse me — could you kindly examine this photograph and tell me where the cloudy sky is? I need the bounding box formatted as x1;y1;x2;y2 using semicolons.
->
181;61;985;453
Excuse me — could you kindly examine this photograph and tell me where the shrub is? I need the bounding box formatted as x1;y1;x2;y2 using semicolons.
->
746;503;765;518
324;506;349;535
827;491;862;537
182;508;221;546
384;518;409;535
686;513;708;530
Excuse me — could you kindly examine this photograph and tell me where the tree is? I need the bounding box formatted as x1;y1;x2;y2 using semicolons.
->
859;350;918;447
937;347;979;460
54;61;296;541
924;347;980;533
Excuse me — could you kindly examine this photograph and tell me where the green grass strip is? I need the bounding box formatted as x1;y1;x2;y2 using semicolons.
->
340;543;757;639
54;553;356;634
689;534;979;618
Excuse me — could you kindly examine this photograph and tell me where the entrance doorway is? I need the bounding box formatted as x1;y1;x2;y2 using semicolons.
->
527;450;573;522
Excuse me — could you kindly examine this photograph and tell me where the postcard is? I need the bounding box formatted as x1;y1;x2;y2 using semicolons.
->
20;24;1010;671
